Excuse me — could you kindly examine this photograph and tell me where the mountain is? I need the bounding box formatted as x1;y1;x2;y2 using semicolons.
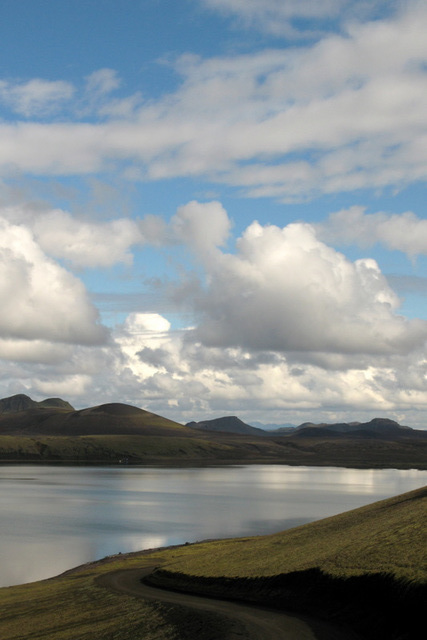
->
291;417;416;438
0;394;74;414
187;416;267;436
38;398;75;410
0;396;191;437
187;414;420;439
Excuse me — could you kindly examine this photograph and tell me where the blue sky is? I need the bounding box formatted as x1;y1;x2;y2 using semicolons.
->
1;0;427;428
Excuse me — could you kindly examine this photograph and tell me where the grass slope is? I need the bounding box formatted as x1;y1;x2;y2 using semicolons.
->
0;487;425;640
1;431;427;468
149;486;427;639
0;434;235;463
157;485;427;581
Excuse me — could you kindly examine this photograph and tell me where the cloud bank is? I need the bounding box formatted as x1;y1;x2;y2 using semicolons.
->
0;4;426;201
0;201;425;427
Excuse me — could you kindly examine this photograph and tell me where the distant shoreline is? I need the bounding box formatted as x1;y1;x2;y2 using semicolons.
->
1;457;426;470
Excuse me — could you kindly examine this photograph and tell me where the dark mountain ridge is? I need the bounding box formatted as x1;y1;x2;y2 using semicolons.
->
187;416;267;436
0;395;190;437
294;417;412;434
290;417;420;439
188;414;424;439
0;393;74;414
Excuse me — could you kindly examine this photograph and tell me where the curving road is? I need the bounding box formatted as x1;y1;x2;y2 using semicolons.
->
97;567;355;640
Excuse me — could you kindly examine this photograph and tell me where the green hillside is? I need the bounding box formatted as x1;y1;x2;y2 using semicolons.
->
149;486;426;639
156;486;427;581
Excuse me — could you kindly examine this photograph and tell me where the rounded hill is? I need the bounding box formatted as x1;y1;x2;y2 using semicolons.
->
0;400;191;437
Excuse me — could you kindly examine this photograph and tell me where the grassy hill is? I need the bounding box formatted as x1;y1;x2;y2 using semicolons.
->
141;485;427;639
155;485;427;582
0;400;191;436
0;487;424;639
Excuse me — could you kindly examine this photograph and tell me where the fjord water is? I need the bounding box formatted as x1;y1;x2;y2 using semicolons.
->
0;464;426;587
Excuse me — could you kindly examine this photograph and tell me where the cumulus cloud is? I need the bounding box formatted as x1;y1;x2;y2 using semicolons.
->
319;207;427;258
76;310;427;428
1;304;425;427
0;204;145;269
171;200;231;259
183;220;427;356
0;196;425;426
0;217;107;345
32;209;143;268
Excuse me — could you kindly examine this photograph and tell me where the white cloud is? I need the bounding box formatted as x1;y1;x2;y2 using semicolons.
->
182;220;427;356
0;339;72;364
33;374;92;398
85;69;121;97
171;200;231;260
200;0;398;38
319;207;427;258
0;217;107;345
32;209;143;268
0;78;74;117
0;203;145;269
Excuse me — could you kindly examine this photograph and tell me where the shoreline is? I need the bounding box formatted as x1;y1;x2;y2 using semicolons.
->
1;457;426;470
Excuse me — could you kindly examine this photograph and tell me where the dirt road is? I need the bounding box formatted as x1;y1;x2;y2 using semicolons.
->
97;567;355;640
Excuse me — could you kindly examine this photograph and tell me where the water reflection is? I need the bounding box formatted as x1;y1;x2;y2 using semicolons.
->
0;465;425;587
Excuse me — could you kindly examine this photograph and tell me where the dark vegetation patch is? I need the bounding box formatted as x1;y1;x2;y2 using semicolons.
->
145;568;425;640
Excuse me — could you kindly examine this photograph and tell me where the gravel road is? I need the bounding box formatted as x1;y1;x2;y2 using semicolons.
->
97;567;356;640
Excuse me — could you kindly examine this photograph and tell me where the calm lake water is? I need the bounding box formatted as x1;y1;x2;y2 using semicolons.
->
0;464;426;587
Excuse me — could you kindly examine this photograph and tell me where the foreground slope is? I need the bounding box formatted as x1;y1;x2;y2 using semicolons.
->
149;486;427;639
155;485;427;582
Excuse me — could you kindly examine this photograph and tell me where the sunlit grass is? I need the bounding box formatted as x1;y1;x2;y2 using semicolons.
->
158;486;427;583
0;434;234;462
0;552;183;640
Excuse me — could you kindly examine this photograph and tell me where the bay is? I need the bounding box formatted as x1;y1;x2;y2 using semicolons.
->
0;464;426;588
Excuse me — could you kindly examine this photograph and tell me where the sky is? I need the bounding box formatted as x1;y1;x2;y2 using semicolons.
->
1;0;427;428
